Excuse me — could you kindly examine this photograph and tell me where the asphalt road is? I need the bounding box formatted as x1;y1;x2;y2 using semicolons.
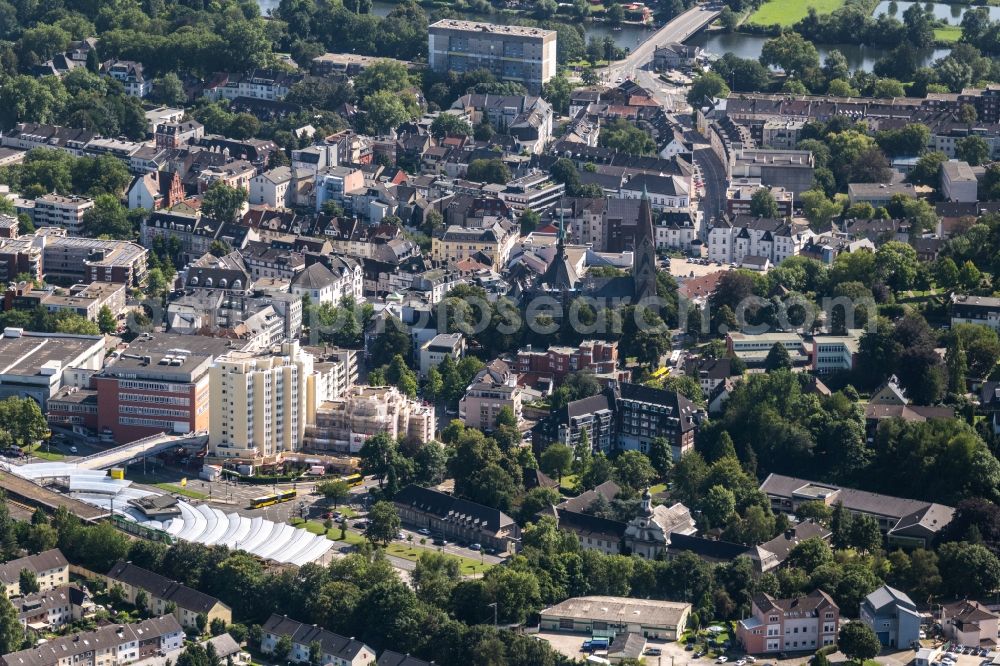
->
601;5;721;82
694;144;727;231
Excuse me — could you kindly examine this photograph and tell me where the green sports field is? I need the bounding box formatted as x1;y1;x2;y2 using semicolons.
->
748;0;845;27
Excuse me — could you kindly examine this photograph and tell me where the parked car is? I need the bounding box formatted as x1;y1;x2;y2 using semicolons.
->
693;652;704;659
646;648;663;656
746;658;756;663
469;543;482;551
735;659;746;665
69;446;77;454
418;528;431;536
717;657;728;663
433;537;448;546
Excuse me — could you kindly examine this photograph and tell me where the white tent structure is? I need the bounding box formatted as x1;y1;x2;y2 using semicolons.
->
2;462;332;566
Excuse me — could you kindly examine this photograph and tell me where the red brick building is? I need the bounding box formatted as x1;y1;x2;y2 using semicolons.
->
738;590;839;655
92;334;234;444
516;340;619;383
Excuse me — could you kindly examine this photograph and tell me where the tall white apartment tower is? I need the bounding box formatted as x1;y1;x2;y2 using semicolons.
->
209;341;316;459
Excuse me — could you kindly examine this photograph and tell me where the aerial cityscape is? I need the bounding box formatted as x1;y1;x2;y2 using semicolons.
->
0;0;999;664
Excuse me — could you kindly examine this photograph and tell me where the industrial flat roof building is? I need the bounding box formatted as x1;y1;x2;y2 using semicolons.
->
428;20;557;93
0;327;105;409
540;596;691;641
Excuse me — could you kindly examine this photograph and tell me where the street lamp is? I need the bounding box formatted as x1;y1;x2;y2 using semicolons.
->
488;602;498;628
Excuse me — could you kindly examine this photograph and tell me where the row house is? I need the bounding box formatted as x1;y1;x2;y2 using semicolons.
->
0;616;183;666
250;166;295;209
449;94;553;154
127;171;185;211
0;550;69;598
14;585;94;631
708;215;812;265
1;123;96;156
140;210;255;263
261;615;374;666
950;294;1000;331
105;561;232;630
197;160;255;194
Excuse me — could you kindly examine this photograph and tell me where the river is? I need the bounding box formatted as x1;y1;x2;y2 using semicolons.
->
687;30;952;72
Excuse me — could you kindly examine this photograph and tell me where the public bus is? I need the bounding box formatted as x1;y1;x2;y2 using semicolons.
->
339;473;363;487
249;489;298;509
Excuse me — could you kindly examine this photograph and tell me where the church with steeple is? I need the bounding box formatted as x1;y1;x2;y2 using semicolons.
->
534;190;661;304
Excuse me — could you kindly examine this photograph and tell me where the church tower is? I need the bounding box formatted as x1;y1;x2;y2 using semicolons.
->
633;186;658;303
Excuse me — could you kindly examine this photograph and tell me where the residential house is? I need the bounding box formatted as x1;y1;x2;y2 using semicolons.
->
289;258;362;304
104;60;151;97
1;123;96;156
864;377;955;439
315;166;366;213
203;69;302;102
725;179;794;218
860;586;921;649
683;356;734;395
393;484;521;553
940;600;999;647
127;171;184;210
105;561;232;630
614;383;698;460
516;340;619;384
0;550;69;598
155;121;204;149
450;94;553;154
432;219;519;272
708;216;812;266
760;473;954;548
14;585;94;630
737;590;839;655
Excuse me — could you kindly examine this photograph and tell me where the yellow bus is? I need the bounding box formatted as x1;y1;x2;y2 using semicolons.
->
340;473;363;487
249;490;297;509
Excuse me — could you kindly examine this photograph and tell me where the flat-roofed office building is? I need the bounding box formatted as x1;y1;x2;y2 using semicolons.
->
428;20;556;93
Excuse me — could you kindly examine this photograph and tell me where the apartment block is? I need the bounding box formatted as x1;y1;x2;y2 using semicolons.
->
428;20;557;93
459;359;522;432
419;333;465;378
738;591;839;654
516;340;619;383
208;341;315;460
305;385;435;454
33;194;93;234
725;179;793;218
950;294;1000;330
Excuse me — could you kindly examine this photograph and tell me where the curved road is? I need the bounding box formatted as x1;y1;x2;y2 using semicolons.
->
602;5;720;81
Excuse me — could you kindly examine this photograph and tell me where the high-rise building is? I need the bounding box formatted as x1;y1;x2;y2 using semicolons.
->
208;341;315;459
428;20;557;93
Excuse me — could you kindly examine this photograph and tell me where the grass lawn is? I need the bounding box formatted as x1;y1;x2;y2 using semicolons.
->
559;474;578;491
154;483;208;500
649;483;668;495
27;444;65;461
748;0;844;26
386;543;494;575
292;517;367;545
935;25;962;42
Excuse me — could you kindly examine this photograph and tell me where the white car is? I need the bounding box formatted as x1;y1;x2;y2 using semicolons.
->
736;660;747;666
717;658;728;664
746;658;756;664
